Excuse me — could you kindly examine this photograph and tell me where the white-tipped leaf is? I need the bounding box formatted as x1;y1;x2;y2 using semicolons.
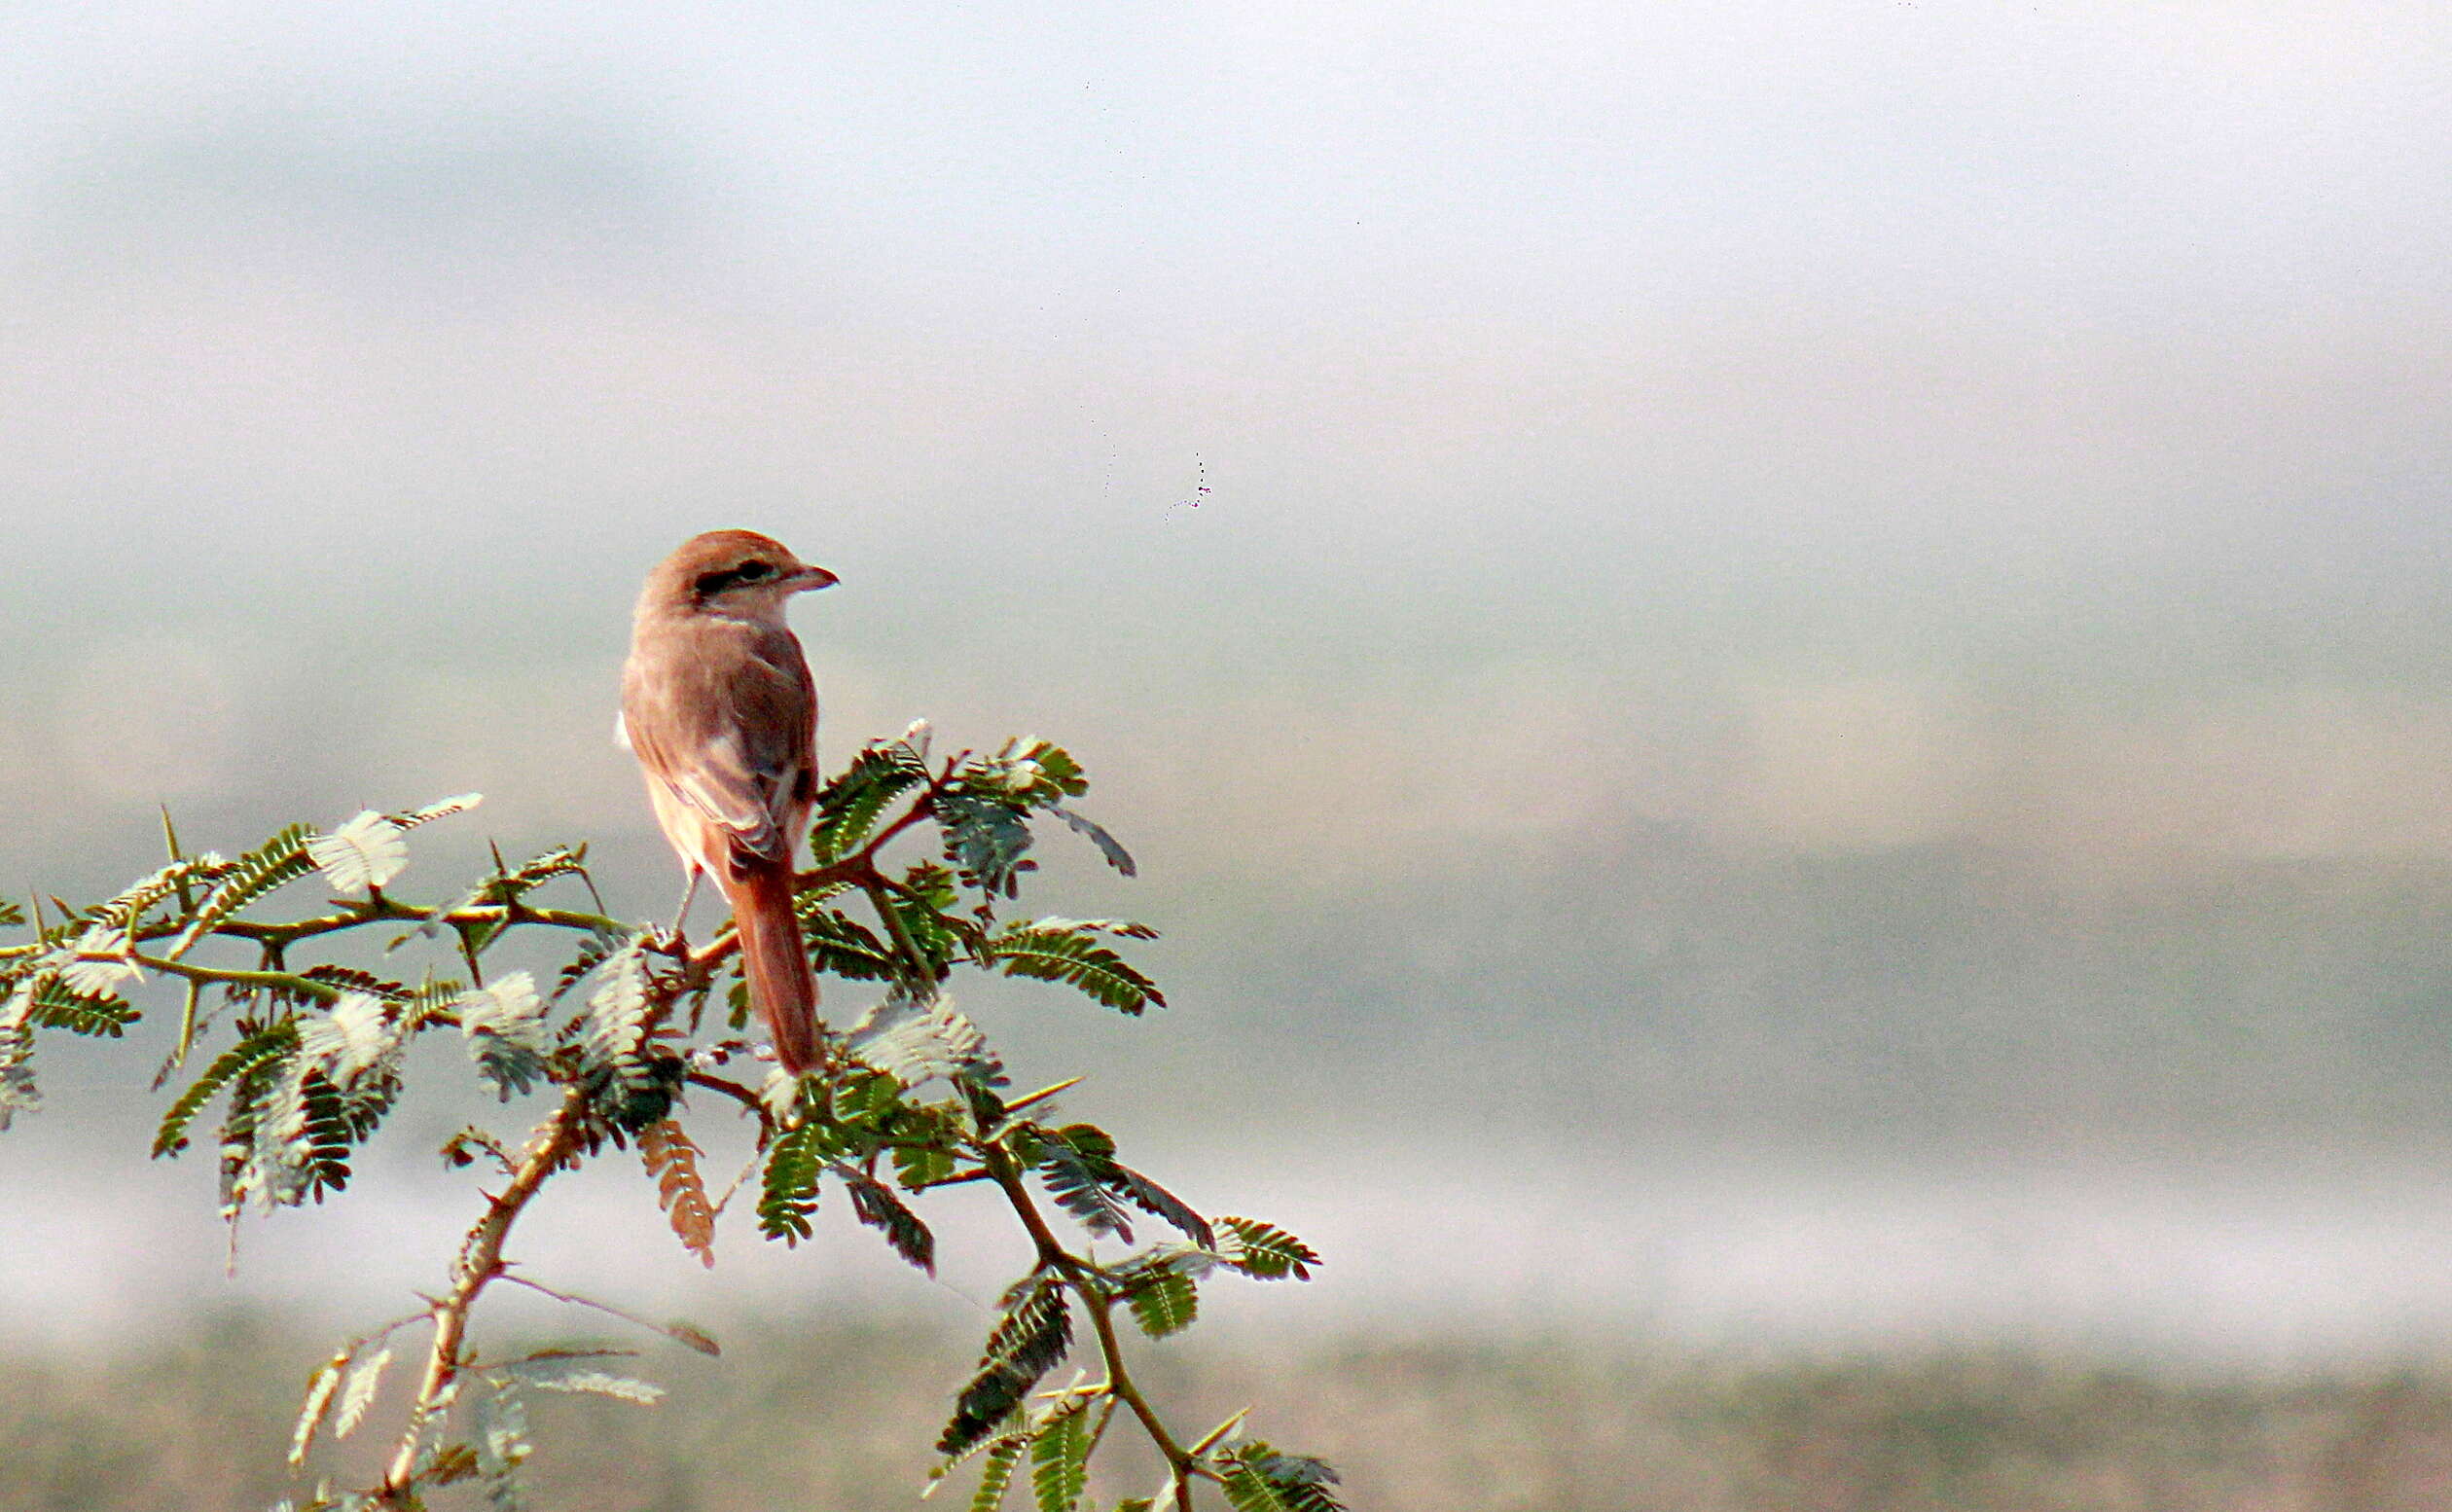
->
307;813;410;898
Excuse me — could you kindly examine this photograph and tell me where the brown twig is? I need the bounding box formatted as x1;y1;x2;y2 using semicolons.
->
984;1147;1203;1512
377;1084;589;1501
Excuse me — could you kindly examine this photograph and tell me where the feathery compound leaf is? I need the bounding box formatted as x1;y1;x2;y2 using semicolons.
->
812;740;930;861
387;793;484;831
170;823;315;958
639;1119;717;1269
0;899;19;927
841;1167;936;1274
579;939;674;1123
459;973;550;1101
939;1277;1073;1458
157;1022;298;1158
1108;1166;1213;1251
976;738;1089;805
1123;1268;1199;1339
90;855;220;932
295;992;400;1088
1215;1218;1319;1282
968;1431;1026;1512
472;1378;533;1512
231;1062;358;1209
937;790;1035;898
1029;1400;1091;1512
1049;805;1136;877
505;1356;666;1405
60;923;140;998
21;976;139;1037
1217;1444;1345;1512
419;842;589;954
441;1125;512;1172
800;905;899;982
989;921;1165;1016
756;1121;828;1242
0;1029;37;1133
289;1350;350;1467
306;813;410;899
332;1347;393;1440
1037;1136;1134;1243
849;991;1004;1088
873;862;971;983
553;928;626;1000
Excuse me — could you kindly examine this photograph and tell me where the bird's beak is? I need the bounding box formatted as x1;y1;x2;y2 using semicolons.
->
791;564;840;593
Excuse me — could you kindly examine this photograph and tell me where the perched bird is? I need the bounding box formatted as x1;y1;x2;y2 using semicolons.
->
621;529;837;1073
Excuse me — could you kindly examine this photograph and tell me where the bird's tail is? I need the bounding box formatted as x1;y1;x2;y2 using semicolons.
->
726;860;819;1074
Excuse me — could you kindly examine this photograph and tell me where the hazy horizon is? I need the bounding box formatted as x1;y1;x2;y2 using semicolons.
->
7;1;2452;1363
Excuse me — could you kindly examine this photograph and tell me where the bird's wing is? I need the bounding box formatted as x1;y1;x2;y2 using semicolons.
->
622;618;817;868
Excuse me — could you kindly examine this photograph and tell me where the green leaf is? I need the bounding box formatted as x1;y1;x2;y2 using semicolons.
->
21;976;139;1037
1038;1134;1134;1242
939;1277;1072;1458
969;1431;1026;1512
1030;1400;1090;1512
872;863;973;984
756;1122;828;1242
1216;1218;1319;1281
169;823;317;957
157;1022;299;1158
1108;1166;1212;1251
937;789;1035;898
800;905;898;982
89;855;221;933
840;1167;936;1273
811;739;930;862
0;899;20;927
409;841;583;954
1217;1443;1344;1512
1123;1268;1198;1339
893;1139;958;1190
989;921;1165;1016
574;939;679;1134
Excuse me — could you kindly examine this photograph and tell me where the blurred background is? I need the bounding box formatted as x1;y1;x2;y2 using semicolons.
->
6;2;2452;1506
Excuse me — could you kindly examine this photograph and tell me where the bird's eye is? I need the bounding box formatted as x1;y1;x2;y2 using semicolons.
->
734;560;772;582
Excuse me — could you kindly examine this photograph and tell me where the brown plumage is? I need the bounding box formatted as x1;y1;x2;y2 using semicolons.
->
621;529;837;1074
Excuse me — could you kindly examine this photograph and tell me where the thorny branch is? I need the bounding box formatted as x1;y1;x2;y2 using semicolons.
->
379;1085;589;1502
3;738;1332;1512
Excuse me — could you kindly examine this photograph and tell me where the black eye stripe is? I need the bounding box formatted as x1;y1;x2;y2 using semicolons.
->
694;560;774;596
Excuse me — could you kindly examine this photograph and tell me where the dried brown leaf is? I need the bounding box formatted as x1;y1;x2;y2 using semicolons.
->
639;1118;717;1268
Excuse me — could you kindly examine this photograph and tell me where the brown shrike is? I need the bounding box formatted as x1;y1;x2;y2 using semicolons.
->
621;529;837;1074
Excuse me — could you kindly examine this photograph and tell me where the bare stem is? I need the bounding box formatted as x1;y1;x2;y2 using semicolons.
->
984;1148;1200;1512
377;1084;588;1501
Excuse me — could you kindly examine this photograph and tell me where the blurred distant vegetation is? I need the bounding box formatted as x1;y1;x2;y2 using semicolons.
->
17;1312;2452;1512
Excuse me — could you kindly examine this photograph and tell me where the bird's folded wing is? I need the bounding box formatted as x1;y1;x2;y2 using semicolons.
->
623;622;817;867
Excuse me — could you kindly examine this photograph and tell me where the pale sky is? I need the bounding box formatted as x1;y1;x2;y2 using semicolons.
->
6;2;2452;1351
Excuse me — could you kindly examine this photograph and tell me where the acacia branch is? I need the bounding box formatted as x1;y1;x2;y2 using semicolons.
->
378;1084;588;1501
984;1147;1201;1512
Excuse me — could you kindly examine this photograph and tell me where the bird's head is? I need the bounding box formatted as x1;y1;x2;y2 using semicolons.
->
644;529;838;622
